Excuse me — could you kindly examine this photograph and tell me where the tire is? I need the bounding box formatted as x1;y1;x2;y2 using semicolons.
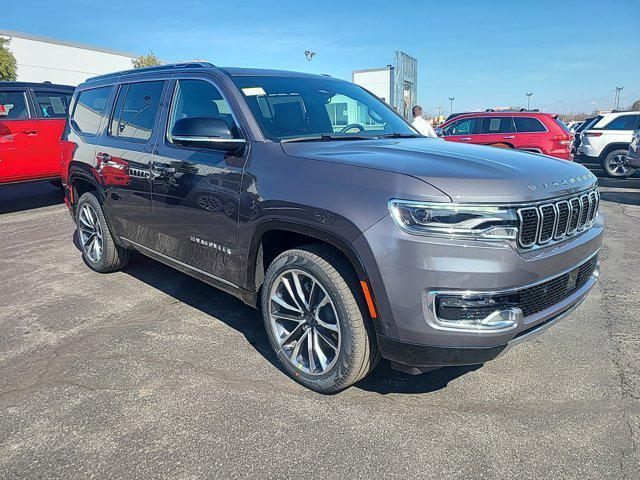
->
261;244;379;393
602;149;636;178
489;143;512;149
75;192;131;273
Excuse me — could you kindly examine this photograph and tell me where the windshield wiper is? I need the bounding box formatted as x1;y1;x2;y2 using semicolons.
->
281;134;371;143
377;132;422;138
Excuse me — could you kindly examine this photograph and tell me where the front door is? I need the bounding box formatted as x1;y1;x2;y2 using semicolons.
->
0;89;41;183
442;117;480;144
98;80;167;246
151;77;248;286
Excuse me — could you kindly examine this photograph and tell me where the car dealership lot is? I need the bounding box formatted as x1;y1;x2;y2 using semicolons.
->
0;179;638;479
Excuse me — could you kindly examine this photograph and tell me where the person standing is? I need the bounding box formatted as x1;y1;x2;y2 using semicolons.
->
411;105;438;138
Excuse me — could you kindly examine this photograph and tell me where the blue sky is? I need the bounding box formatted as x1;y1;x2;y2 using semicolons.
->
4;0;639;115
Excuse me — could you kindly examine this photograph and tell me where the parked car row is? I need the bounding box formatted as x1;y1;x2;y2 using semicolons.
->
436;110;574;160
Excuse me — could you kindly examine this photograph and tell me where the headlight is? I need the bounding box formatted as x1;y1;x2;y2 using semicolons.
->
388;200;518;240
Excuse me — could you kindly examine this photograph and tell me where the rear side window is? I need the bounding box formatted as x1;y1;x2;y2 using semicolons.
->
34;90;72;118
72;87;111;135
110;81;164;141
480;117;514;134
0;91;30;119
604;114;640;131
514;116;547;133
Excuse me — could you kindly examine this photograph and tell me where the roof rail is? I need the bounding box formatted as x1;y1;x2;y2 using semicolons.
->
85;62;216;83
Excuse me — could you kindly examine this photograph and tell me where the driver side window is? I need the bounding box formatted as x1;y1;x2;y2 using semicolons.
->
167;80;241;140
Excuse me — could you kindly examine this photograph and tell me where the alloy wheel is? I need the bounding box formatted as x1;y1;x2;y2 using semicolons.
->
78;203;104;263
607;154;634;176
268;269;341;375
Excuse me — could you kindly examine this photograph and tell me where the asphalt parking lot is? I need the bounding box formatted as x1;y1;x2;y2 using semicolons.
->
1;171;639;479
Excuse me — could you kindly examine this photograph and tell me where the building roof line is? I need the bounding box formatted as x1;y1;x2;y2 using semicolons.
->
0;29;137;58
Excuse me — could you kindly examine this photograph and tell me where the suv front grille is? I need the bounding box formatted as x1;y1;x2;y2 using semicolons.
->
518;254;598;316
517;189;599;249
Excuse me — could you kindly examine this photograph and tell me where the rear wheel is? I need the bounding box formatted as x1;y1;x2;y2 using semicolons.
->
261;244;379;393
602;149;635;178
75;192;131;273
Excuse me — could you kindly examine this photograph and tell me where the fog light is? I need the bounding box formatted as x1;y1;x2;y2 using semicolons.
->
432;293;522;331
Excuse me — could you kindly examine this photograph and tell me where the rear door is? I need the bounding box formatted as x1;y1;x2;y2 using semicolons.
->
30;87;74;178
477;116;516;147
97;79;168;247
0;88;41;183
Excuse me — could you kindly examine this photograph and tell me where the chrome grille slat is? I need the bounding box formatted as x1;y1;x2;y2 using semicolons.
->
517;188;599;249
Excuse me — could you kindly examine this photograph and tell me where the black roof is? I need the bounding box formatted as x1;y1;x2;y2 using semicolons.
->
0;81;75;90
83;62;334;85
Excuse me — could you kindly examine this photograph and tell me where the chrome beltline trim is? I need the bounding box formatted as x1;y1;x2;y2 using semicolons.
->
121;237;239;288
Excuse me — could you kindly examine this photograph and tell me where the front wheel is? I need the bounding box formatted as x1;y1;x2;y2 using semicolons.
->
602;149;636;178
261;245;379;393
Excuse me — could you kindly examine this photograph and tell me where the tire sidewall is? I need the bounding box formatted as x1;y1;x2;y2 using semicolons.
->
75;193;112;272
603;149;634;178
261;251;361;392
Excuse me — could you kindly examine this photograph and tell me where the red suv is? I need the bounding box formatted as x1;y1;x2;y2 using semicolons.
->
0;82;74;186
437;111;574;160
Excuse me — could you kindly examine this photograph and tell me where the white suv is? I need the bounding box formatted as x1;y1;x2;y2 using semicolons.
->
578;111;640;177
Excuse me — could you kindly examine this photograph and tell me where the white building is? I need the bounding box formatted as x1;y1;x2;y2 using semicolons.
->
352;66;394;105
0;29;137;86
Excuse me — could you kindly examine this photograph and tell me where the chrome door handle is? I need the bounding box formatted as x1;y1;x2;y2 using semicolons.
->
22;129;38;136
503;135;515;139
460;137;471;141
152;163;176;175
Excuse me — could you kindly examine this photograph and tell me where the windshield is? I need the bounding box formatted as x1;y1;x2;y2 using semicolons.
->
231;75;417;141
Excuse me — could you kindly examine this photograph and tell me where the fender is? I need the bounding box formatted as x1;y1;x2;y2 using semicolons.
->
244;218;387;334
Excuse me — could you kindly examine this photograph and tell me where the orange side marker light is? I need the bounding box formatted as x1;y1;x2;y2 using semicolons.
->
360;281;378;319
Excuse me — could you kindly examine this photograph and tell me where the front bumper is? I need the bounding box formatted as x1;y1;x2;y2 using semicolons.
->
578;144;599;158
377;264;598;369
355;211;604;367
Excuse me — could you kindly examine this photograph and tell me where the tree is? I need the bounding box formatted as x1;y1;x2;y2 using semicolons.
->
0;37;17;81
630;99;640;111
132;52;162;69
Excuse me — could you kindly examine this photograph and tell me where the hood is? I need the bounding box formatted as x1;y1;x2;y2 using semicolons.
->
281;138;597;203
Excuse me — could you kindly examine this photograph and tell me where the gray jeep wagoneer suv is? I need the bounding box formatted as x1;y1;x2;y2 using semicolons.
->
62;63;603;392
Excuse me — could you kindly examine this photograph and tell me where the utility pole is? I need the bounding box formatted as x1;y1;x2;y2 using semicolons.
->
448;97;455;115
304;50;316;73
614;86;623;110
526;92;533;110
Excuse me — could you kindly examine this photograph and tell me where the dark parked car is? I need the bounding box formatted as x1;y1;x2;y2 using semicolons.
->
62;63;603;392
628;127;640;168
0;82;74;186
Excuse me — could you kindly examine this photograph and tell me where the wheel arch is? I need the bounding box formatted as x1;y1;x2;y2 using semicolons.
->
245;220;384;333
601;143;631;159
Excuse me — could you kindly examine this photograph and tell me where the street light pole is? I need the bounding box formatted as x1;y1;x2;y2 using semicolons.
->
304;50;316;73
526;92;533;110
614;86;623;110
448;97;455;115
436;106;443;117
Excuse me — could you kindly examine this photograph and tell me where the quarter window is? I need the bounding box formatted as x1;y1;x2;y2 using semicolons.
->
604;114;640;131
480;117;514;134
167;79;240;140
514;117;547;133
0;91;30;120
72;87;111;135
34;91;72;118
110;81;164;141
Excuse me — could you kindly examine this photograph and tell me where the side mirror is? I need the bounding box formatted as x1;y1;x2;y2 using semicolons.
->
435;127;443;137
170;117;245;151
